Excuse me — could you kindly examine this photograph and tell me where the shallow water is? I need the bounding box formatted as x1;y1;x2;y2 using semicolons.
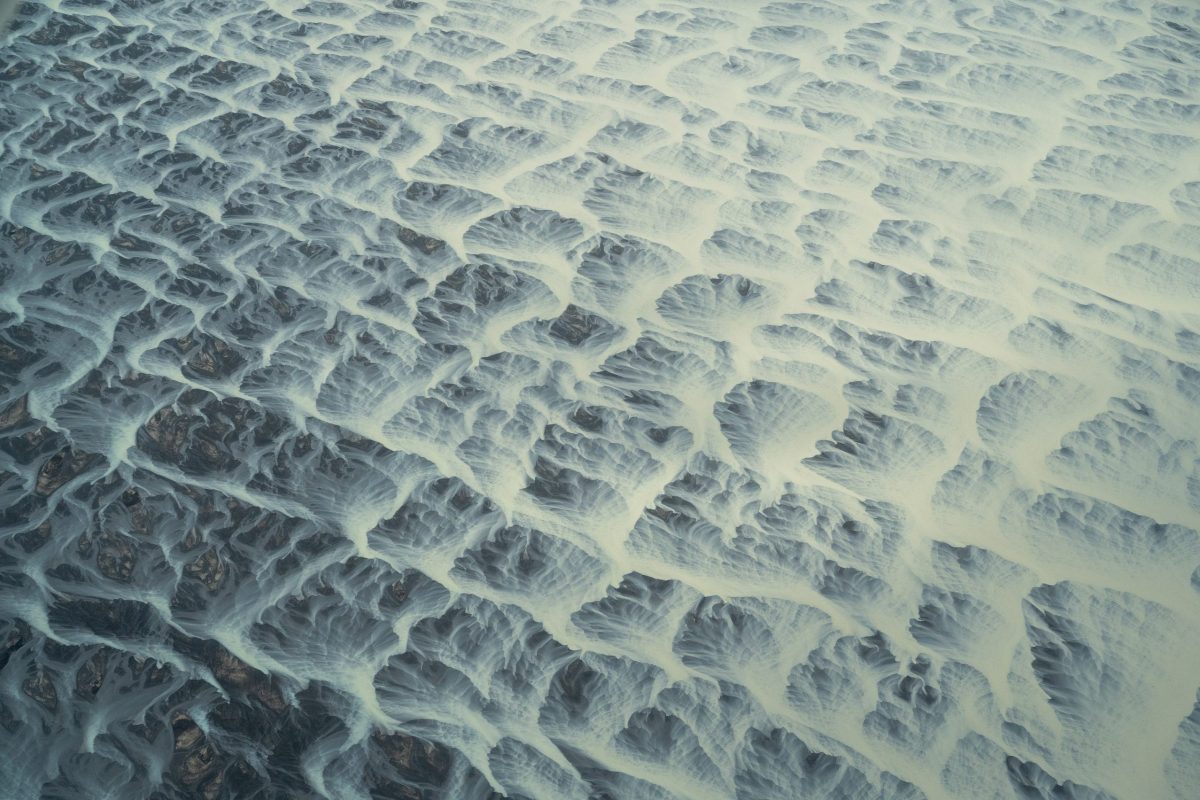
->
1;1;1199;798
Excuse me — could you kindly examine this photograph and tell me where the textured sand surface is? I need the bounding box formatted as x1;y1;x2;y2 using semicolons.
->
1;1;1199;798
